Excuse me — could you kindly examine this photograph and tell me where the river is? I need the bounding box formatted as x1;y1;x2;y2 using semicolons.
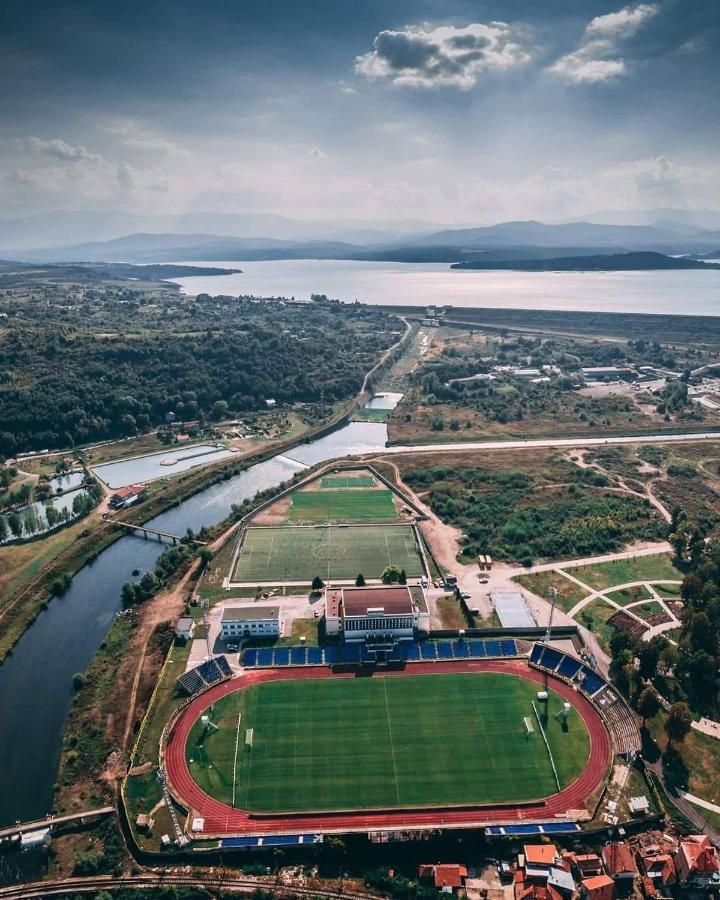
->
0;421;388;831
167;258;720;317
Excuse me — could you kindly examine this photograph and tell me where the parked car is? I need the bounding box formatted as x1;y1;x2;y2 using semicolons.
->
460;591;472;600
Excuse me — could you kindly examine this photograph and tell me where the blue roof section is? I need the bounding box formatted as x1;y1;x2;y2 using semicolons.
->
221;833;323;849
557;656;582;680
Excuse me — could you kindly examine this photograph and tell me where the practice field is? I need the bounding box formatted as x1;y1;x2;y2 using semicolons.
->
320;476;375;488
186;672;590;813
232;524;423;582
288;488;398;523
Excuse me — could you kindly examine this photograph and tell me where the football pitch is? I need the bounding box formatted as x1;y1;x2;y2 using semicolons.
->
320;476;375;488
288;488;398;523
186;672;591;813
232;524;424;582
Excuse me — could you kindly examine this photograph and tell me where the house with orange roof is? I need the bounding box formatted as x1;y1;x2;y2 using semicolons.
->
602;842;638;884
579;874;616;900
673;834;720;888
418;863;468;892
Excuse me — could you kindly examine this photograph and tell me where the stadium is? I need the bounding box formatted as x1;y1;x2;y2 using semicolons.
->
161;641;638;846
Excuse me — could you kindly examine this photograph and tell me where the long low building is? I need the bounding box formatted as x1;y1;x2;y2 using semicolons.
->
324;584;429;642
221;605;283;640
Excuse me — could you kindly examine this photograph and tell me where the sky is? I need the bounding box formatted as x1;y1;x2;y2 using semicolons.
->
1;0;719;226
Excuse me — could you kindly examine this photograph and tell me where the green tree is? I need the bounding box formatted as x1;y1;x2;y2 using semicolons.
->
636;687;662;725
381;565;403;584
211;399;229;420
665;702;692;748
311;575;325;592
355;573;366;587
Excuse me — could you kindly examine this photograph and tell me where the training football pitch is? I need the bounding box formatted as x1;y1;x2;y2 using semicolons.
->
320;476;375;488
185;672;590;813
288;488;398;523
231;524;424;582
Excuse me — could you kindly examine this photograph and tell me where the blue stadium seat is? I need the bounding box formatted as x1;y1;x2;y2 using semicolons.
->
404;643;421;661
243;649;258;667
500;639;516;656
530;643;544;664
541;822;581;834
323;646;336;664
454;642;469;658
540;646;562;670
557;655;582;680
580;667;605;696
500;824;541;835
420;643;437;660
289;647;306;666
437;641;453;660
257;648;274;667
222;836;260;847
485;826;503;836
469;640;486;658
307;647;323;665
485;640;502;657
274;648;290;666
216;655;232;677
262;834;303;846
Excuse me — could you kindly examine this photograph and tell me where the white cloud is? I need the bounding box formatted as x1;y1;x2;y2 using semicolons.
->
22;136;102;163
102;120;191;157
355;22;534;89
547;2;660;84
586;3;659;39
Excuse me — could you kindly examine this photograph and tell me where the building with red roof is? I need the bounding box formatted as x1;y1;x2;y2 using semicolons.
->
579;874;616;900
673;834;720;888
418;863;468;892
602;842;638;883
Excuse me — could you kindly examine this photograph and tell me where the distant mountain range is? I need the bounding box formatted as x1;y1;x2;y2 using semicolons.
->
3;210;720;265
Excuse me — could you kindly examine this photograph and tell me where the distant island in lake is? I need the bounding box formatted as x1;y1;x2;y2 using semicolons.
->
450;252;720;272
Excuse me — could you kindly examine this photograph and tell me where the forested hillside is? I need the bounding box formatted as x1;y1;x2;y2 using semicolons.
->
0;284;398;455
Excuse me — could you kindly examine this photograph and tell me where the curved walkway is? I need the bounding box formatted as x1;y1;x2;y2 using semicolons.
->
164;660;611;837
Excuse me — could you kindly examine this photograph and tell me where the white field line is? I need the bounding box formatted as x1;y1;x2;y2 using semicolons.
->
532;700;561;793
231;712;242;808
383;678;401;803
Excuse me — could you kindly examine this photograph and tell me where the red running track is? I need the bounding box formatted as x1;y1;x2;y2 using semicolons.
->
163;661;611;837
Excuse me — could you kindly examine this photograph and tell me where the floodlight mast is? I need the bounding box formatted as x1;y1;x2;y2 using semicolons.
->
201;597;211;659
544;586;557;644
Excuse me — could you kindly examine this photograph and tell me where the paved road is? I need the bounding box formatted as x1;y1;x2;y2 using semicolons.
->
382;431;720;455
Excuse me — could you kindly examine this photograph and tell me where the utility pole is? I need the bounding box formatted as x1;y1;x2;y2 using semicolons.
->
544;586;557;644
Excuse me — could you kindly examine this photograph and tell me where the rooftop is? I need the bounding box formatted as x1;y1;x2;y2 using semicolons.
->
602;842;637;877
581;874;616;900
524;844;559;866
342;585;415;617
491;591;535;628
222;605;280;622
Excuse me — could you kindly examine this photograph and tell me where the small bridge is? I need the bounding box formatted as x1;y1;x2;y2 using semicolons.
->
0;807;114;841
114;521;208;545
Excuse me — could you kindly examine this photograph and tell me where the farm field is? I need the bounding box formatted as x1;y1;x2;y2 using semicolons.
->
288;488;398;523
185;672;591;813
231;524;424;582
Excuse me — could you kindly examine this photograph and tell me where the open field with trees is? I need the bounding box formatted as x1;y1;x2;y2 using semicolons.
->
396;450;666;565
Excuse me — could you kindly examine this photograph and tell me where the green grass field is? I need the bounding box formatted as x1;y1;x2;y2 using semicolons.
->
570;553;680;591
186;672;591;813
289;488;398;523
320;476;375;488
232;524;424;582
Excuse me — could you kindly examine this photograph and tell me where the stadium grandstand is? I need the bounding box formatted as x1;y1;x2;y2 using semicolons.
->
243;637;531;669
529;643;640;755
177;655;233;696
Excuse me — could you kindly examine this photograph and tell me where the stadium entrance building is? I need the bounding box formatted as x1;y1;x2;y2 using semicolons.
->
324;584;429;642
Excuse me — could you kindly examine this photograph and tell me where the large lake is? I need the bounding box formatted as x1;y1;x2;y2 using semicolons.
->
168;258;720;316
